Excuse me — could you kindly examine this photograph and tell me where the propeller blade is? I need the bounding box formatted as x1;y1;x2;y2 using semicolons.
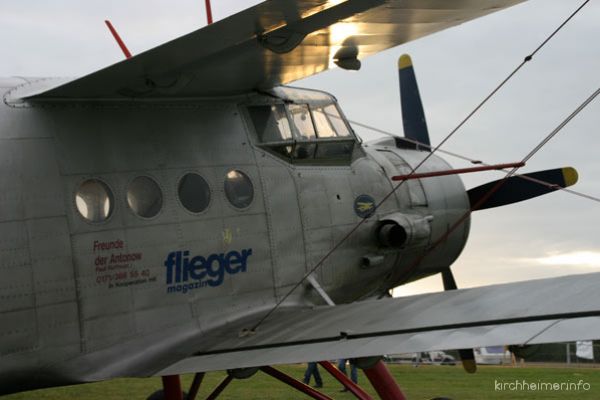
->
398;54;431;151
441;268;477;373
458;349;477;374
468;167;578;211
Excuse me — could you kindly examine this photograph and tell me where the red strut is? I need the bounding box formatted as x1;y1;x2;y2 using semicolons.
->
205;0;213;24
319;361;373;400
260;366;334;400
104;20;132;59
391;161;525;181
363;361;407;400
161;375;183;400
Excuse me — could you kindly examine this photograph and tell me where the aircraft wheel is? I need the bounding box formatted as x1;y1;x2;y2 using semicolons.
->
146;389;188;400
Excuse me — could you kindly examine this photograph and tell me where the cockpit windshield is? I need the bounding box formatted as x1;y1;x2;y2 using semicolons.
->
248;104;293;142
288;104;317;140
311;104;352;138
248;100;357;164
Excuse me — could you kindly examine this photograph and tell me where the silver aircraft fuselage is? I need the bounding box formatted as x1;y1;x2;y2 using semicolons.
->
0;79;469;394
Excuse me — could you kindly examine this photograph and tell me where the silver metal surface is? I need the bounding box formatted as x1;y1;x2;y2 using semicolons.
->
6;1;595;396
0;85;474;394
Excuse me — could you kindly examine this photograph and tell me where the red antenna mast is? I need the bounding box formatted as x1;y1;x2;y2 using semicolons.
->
104;20;132;59
205;0;213;24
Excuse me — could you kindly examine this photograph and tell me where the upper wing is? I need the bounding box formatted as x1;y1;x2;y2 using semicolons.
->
20;0;525;100
156;272;600;376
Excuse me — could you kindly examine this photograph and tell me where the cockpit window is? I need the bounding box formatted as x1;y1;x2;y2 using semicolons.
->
311;107;337;138
288;104;316;140
248;105;293;142
322;104;352;137
249;101;357;164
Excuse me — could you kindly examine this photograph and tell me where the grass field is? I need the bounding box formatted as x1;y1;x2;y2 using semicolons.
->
3;364;599;399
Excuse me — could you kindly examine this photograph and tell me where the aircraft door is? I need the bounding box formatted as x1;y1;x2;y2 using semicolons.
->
258;162;307;296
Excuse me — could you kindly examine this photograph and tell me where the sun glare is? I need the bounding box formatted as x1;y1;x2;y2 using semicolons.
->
328;22;359;69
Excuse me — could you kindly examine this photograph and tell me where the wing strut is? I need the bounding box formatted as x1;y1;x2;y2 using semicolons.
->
205;375;233;400
391;162;525;181
318;361;372;399
362;360;408;400
205;0;213;24
260;366;333;400
104;20;132;59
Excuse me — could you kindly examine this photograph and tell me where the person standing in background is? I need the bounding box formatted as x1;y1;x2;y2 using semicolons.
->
303;362;323;388
337;358;358;391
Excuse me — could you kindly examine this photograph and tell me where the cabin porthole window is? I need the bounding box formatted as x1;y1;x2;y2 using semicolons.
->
75;179;114;222
127;176;163;218
224;170;254;209
178;173;211;213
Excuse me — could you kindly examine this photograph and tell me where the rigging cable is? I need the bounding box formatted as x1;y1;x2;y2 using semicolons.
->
348;119;600;205
248;0;592;332
393;86;600;286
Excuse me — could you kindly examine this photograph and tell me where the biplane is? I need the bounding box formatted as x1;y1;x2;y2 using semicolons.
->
1;1;599;399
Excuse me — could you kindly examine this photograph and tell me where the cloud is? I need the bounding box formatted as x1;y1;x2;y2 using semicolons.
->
525;251;600;268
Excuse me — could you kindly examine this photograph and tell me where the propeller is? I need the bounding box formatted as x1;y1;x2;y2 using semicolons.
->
397;54;431;151
441;269;477;374
468;167;578;211
397;54;579;210
396;54;580;373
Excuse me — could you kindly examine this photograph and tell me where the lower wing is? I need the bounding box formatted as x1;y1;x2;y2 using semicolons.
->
156;272;600;375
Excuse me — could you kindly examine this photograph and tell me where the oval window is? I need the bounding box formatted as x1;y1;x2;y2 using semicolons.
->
75;179;114;222
224;170;254;209
127;176;163;218
178;173;211;213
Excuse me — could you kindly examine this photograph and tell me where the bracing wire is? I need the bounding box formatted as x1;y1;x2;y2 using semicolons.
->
248;0;592;332
348;119;600;204
393;86;600;285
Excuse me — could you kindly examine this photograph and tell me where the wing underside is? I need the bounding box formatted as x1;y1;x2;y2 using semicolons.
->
23;272;599;386
14;0;526;100
155;272;600;376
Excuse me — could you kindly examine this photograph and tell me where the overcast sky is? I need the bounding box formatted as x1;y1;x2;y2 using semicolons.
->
1;0;598;296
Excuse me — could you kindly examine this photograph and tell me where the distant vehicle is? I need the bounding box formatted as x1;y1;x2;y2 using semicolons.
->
475;346;511;365
417;351;457;366
385;352;456;366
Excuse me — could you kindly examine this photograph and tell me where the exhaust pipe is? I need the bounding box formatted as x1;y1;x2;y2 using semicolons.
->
376;212;432;249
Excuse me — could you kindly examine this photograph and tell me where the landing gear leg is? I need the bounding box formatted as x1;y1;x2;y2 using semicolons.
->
205;375;233;400
147;375;187;400
318;361;373;400
260;366;334;400
162;376;183;400
187;373;205;400
362;360;407;400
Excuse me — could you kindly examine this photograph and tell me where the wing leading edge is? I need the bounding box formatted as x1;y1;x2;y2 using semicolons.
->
157;272;600;375
18;0;526;100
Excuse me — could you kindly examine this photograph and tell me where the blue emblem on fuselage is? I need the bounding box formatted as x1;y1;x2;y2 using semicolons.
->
354;194;376;218
164;248;252;294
